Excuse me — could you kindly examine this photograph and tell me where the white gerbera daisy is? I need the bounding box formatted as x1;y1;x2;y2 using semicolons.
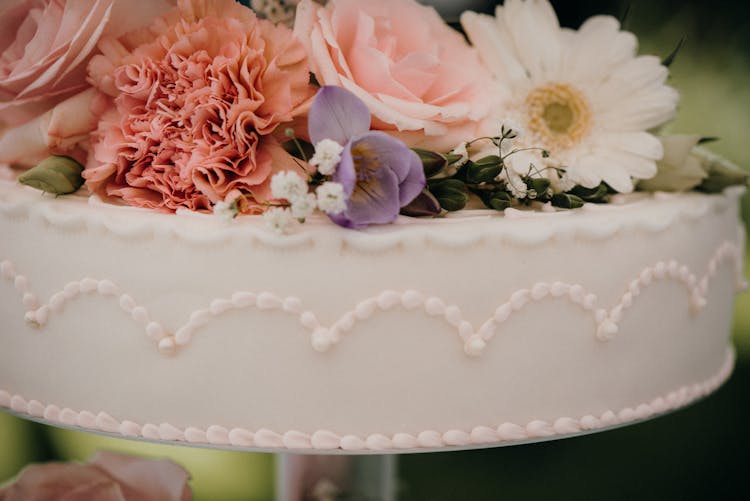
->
461;0;679;193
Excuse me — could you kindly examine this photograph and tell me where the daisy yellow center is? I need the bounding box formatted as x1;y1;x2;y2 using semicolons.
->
525;83;592;150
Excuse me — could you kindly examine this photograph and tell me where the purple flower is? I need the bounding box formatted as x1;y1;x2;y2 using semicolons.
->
309;86;425;229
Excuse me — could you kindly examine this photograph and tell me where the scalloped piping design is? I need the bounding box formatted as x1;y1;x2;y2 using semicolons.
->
0;184;745;252
1;237;746;357
0;348;735;451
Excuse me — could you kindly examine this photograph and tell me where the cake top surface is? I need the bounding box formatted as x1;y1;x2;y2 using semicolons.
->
1;178;743;250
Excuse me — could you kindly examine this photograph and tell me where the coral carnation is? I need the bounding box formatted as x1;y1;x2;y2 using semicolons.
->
85;0;313;213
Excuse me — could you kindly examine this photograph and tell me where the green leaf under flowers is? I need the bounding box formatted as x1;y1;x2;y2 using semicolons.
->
570;183;610;203
551;193;585;209
526;177;551;196
466;156;502;184
488;191;513;211
282;138;315;162
18;156;84;195
695;150;749;193
429;179;469;212
413;148;447;178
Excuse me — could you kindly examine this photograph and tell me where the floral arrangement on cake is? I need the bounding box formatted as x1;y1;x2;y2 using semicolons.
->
0;0;746;232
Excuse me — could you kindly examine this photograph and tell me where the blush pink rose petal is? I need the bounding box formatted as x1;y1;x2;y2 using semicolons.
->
0;451;191;501
0;0;174;167
294;0;496;151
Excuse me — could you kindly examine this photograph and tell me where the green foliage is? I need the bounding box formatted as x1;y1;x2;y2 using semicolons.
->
551;193;585;209
466;156;503;184
281;138;315;162
697;160;749;193
487;191;513;211
570;183;610;203
18;156;84;196
429;179;469;211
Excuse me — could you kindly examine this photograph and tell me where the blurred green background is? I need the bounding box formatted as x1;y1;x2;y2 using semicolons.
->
2;1;750;499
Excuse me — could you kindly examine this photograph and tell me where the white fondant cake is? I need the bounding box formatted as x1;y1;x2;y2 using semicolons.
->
0;180;745;452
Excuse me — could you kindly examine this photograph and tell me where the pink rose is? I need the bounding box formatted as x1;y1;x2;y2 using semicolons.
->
84;0;314;213
0;451;191;501
0;0;174;167
294;0;495;152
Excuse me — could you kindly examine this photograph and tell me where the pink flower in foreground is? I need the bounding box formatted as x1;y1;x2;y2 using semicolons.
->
0;451;191;501
85;0;314;213
294;0;496;152
0;0;174;167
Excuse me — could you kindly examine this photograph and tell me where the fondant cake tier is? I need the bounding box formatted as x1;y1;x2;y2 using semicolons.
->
0;181;744;452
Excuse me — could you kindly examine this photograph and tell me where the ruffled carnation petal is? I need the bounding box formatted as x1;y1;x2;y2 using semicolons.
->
85;0;314;213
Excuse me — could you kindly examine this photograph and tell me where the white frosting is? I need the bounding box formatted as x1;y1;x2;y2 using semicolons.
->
0;348;735;451
0;181;745;452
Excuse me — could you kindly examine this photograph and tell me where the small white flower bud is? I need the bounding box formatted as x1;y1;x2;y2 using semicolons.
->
316;182;347;215
291;192;317;220
309;139;345;176
263;207;295;234
213;201;238;223
270;171;308;203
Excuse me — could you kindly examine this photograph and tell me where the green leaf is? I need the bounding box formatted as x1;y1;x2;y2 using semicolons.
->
696;153;749;193
697;137;719;145
282;138;315;162
18;156;84;195
662;36;686;68
429;179;469;212
488;191;513;211
413;148;448;178
570;183;609;202
551;193;585;209
527;177;551;195
466;156;502;184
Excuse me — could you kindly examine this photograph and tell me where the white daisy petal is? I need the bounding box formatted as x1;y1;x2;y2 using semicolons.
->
501;0;562;83
598;132;664;161
566;156;606;189
593;56;669;106
599;162;636;194
564;16;637;86
594;148;658;180
602;86;680;131
460;11;528;87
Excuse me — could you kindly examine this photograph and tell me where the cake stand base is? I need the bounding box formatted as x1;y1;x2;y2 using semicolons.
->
276;453;397;501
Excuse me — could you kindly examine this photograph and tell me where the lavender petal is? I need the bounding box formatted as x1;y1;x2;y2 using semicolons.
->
333;141;357;198
398;149;427;207
309;86;371;146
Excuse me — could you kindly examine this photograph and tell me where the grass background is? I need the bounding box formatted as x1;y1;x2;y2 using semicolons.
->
2;1;750;499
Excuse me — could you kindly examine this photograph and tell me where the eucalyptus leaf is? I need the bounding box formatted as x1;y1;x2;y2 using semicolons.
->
429;179;469;212
551;193;585;209
18;156;84;195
